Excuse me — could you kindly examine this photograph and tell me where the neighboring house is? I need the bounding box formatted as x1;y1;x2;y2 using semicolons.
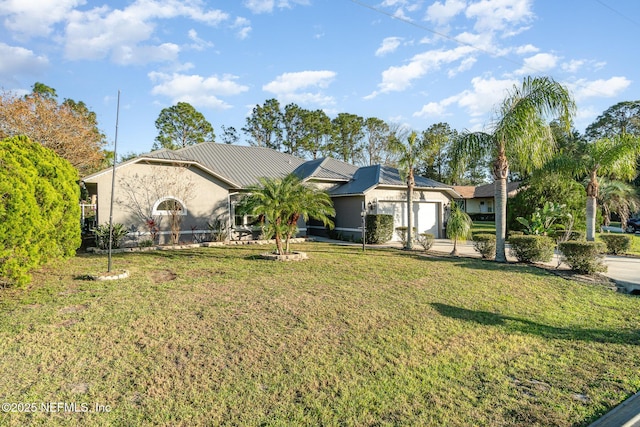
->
452;182;521;218
82;142;459;244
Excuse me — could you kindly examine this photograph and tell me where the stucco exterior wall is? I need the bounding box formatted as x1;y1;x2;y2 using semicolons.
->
367;188;452;239
85;162;231;243
332;196;364;229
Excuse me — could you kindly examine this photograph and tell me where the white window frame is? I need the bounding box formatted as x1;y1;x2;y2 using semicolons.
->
152;197;187;216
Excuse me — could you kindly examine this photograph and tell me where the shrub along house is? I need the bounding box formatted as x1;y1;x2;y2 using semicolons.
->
82;142;459;245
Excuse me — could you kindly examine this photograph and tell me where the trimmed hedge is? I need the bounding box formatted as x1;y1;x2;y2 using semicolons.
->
508;235;555;263
0;136;81;286
472;233;496;259
599;234;631;255
365;214;394;244
558;241;607;274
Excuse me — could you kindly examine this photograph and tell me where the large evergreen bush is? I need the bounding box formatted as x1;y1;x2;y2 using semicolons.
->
0;136;81;286
365;214;393;244
508;173;586;232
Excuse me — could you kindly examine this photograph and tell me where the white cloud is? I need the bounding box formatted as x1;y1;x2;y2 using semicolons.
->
232;17;252;39
561;59;585;74
466;0;534;34
450;76;517;118
188;29;213;51
263;70;335;93
244;0;274;14
514;44;538;54
368;45;475;97
569;76;631;101
63;0;229;64
243;0;309;14
448;56;476;77
515;52;559;75
263;70;336;106
375;37;403;57
0;0;84;39
113;43;181;65
0;43;49;84
413;101;449;118
149;72;249;109
425;0;467;25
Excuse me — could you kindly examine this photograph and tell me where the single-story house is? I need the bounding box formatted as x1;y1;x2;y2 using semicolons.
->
452;182;521;219
82;142;460;244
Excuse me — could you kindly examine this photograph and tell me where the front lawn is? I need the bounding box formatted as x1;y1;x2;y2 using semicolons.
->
1;243;639;426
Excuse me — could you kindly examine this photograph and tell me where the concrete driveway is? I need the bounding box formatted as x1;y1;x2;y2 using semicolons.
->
427;239;640;287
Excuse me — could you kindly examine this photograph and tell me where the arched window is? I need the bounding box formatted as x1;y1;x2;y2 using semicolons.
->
152;197;187;216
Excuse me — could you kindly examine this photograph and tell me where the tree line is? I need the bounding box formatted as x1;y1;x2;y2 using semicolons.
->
152;98;487;185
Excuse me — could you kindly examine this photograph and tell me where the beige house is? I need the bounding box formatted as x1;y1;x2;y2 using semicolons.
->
82;143;460;244
453;182;521;219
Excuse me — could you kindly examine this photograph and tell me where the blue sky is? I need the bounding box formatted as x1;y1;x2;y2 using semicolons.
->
1;0;638;157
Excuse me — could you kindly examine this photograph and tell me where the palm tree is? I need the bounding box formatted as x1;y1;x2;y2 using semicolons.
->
598;178;640;230
236;174;335;255
446;202;472;256
389;131;427;250
283;177;335;253
451;76;575;261
548;135;640;240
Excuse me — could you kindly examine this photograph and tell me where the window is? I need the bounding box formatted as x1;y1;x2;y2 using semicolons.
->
152;197;187;216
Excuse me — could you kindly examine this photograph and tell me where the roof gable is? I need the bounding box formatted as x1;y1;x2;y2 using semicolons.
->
293;157;358;182
331;165;456;196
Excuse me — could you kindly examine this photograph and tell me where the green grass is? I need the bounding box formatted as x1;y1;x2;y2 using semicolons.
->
471;221;496;235
1;243;639;426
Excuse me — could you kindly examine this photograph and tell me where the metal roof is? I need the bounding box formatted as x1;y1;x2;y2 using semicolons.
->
293;157;359;181
330;164;457;196
148;143;306;187
83;143;460;199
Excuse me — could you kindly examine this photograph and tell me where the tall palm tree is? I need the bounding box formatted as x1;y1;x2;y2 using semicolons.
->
550;135;640;239
451;76;575;262
236;174;335;255
389;131;427;250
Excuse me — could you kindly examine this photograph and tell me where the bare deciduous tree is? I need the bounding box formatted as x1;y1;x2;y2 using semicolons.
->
116;165;195;244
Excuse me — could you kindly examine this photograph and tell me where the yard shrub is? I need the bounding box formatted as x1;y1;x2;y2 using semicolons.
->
564;230;586;241
558;241;607;274
416;233;435;251
508;235;555;263
0;135;81;286
92;223;129;250
473;233;496;259
395;227;416;247
598;234;631;255
365;214;393;244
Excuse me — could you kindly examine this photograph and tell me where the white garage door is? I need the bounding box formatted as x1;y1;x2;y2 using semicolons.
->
377;201;439;241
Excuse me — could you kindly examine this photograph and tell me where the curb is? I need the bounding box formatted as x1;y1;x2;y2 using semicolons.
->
588;390;640;427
